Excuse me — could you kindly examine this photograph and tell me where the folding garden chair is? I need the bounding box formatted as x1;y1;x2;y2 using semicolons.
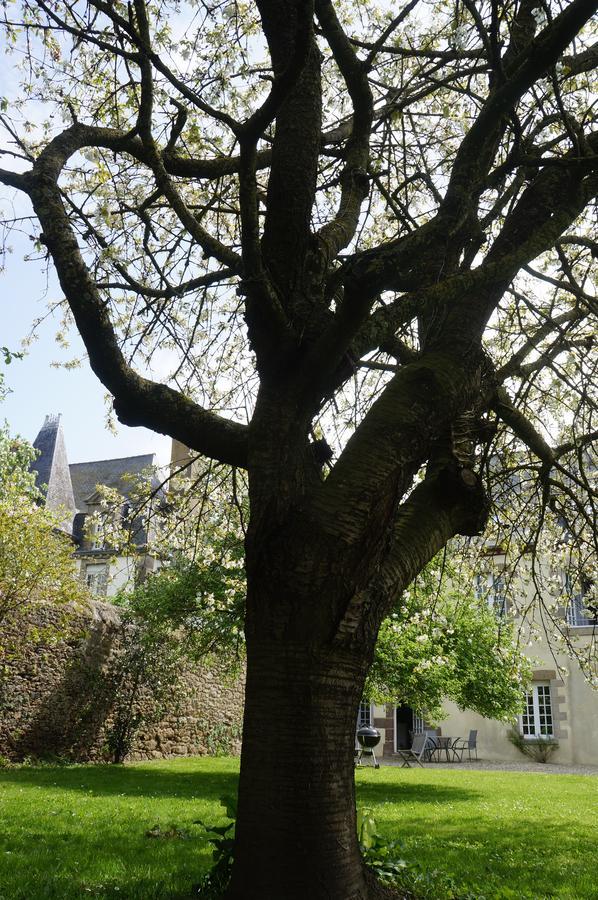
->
395;732;430;767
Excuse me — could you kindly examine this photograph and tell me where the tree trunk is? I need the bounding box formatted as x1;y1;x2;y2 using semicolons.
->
226;633;372;899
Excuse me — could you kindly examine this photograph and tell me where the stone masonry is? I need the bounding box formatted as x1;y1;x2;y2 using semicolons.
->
0;599;245;762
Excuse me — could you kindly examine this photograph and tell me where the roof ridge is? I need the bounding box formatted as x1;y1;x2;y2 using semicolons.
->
69;453;155;467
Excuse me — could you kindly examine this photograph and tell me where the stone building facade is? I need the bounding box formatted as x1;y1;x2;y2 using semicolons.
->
31;414;159;596
437;628;597;766
361;611;597;767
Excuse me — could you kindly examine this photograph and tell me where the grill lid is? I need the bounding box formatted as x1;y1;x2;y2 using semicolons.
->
357;725;381;748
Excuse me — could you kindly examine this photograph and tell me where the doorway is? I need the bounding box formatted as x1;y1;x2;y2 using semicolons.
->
394;705;414;750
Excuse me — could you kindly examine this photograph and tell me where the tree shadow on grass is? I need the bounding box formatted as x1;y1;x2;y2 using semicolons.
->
0;760;239;800
356;778;481;805
0;763;478;805
0;760;239;899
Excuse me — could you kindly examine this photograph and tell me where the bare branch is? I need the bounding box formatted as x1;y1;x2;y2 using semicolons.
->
14;145;249;467
314;0;373;260
496;310;581;382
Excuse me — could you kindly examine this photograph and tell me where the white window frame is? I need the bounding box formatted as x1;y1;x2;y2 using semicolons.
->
357;702;373;729
85;563;108;596
519;682;554;739
475;571;507;617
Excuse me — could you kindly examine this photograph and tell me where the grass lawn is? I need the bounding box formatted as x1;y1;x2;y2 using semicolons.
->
357;766;598;899
0;757;238;900
0;757;596;899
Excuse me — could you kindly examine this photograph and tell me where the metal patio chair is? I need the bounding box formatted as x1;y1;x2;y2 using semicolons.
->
395;732;430;767
452;729;478;761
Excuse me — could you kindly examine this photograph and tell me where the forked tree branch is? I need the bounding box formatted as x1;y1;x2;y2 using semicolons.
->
314;0;373;261
332;467;489;646
1;165;249;467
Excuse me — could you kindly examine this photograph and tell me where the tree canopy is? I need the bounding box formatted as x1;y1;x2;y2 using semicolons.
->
0;1;597;897
0;0;595;585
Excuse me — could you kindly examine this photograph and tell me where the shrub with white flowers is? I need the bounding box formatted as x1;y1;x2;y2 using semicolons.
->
365;556;531;724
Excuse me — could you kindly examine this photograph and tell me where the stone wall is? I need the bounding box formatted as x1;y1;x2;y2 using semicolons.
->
0;599;245;762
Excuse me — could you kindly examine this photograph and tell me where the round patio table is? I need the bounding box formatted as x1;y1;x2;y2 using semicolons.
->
429;736;460;762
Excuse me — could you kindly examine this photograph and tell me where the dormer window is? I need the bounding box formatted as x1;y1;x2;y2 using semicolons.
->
84;510;105;551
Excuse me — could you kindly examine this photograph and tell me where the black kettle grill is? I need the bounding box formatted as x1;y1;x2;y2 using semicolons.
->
355;724;381;768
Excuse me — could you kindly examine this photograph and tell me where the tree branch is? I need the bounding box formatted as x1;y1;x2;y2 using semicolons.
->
312;351;476;544
491;387;555;465
333;468;489;644
16;160;248;467
89;0;241;133
314;0;373;261
257;0;322;295
440;0;597;229
562;41;598;77
496;310;581;382
0;168;28;190
128;8;243;273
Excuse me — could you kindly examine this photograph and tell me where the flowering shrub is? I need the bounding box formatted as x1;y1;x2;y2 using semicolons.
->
0;423;85;632
103;551;245;762
365;557;531;723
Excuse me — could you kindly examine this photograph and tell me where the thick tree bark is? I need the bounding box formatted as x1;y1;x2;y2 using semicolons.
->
1;3;596;898
227;633;372;900
223;371;489;899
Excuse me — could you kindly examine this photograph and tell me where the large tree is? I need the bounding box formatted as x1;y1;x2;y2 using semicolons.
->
0;1;596;896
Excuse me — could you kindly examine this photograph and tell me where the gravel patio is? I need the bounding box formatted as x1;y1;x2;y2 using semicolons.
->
382;757;598;775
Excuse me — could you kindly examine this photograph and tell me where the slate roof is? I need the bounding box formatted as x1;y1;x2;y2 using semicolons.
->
70;454;155;551
69;454;155;513
31;415;77;527
30;416;156;548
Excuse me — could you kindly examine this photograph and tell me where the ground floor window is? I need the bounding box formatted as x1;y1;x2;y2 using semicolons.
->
85;562;108;596
520;683;553;738
357;702;372;728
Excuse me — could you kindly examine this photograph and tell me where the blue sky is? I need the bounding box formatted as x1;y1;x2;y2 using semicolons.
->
1;215;171;466
0;32;171;466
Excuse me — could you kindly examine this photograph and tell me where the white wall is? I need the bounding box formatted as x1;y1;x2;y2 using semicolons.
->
78;555;141;598
439;630;598;766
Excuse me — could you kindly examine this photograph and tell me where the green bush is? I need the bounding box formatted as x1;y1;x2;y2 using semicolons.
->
508;728;559;763
193;795;237;898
